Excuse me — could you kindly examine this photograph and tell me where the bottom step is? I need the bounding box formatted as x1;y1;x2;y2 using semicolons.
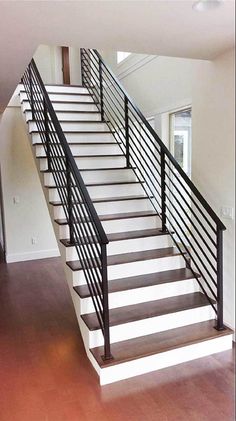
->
90;320;233;385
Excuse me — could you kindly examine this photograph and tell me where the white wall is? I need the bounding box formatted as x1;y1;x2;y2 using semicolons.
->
0;43;81;263
101;51;196;146
118;54;194;115
0;92;59;263
192;48;235;332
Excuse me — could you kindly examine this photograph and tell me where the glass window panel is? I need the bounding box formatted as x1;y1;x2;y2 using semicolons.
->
117;52;131;64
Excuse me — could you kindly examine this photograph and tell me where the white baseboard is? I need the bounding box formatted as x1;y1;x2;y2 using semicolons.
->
6;248;60;263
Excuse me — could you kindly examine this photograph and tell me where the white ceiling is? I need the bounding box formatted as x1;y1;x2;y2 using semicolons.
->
0;0;235;111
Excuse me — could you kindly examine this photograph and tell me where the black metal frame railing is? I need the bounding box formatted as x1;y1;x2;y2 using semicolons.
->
81;48;227;330
22;59;112;360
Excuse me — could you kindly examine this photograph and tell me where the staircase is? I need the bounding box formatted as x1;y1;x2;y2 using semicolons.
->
20;50;233;385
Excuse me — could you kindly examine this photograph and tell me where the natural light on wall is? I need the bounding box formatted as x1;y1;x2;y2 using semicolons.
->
117;51;131;64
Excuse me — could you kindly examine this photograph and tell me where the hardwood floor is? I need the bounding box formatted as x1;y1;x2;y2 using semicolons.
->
0;257;234;421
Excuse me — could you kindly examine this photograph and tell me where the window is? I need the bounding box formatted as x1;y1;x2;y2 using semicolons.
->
169;108;192;176
117;51;131;64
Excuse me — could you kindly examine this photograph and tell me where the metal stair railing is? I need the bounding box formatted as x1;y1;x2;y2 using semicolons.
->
80;48;226;331
22;59;112;360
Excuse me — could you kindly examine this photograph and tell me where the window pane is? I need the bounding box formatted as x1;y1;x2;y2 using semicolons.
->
174;135;184;168
117;52;131;64
170;109;191;176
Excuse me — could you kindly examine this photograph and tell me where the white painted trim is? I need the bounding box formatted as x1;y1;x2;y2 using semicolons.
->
6;248;60;263
117;54;157;80
145;99;192;119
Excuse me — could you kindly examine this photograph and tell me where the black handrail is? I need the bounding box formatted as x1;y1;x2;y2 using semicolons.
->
81;48;226;330
21;59;112;360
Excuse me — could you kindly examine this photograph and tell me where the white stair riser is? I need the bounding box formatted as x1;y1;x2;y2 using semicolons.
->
31;131;114;144
96;198;154;215
60;234;172;262
74;232;169;258
20;92;94;103
44;169;137;186
68;254;186;286
51;199;152;220
56;216;161;238
97;335;233;385
38;156;126;170
78;279;200;314
25;110;101;122
31;132;114;144
35;143;122;157
48;184;144;201
45;86;89;94
29;121;110;132
22;101;98;113
82;305;215;348
19;85;89;95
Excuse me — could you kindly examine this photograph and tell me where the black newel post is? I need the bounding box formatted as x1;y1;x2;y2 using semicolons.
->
101;243;112;361
215;227;225;330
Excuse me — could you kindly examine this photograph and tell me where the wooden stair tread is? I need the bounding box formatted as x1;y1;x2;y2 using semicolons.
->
21;84;85;89
45;181;143;189
50;195;150;206
74;268;198;298
79;167;136;171
54;210;157;226
67;246;181;272
60;228;167;249
37;154;123;159
20;83;87;91
31;130;113;134
43;92;91;96
29;119;106;124
23;100;99;105
41;167;135;174
46;84;84;88
98;210;157;221
34;141;120;146
25;109;100;114
92;195;150;203
82;292;213;331
90;320;232;367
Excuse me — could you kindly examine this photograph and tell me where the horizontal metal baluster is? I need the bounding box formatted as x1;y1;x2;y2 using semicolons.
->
165;160;217;235
165;181;217;259
165;202;218;294
164;211;217;304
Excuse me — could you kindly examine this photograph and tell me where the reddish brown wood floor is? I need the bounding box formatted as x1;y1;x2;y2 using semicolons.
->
0;256;235;421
